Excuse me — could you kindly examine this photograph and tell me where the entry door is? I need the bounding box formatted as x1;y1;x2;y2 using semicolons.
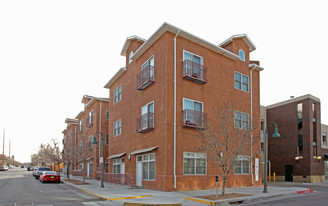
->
136;156;142;186
285;165;293;181
120;159;125;184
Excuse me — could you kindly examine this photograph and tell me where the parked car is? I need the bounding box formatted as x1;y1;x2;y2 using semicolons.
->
32;167;38;176
40;171;61;183
35;167;51;179
9;165;15;169
0;166;6;171
4;165;8;171
20;165;24;168
27;166;34;171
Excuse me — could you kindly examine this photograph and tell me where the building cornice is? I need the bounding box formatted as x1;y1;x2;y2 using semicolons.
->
266;94;321;109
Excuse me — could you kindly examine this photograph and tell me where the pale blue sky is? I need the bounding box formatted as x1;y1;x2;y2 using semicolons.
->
1;0;327;162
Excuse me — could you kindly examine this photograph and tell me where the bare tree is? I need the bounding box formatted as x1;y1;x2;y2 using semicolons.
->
197;104;259;196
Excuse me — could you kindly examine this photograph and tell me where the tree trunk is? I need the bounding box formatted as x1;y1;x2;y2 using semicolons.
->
222;176;227;196
67;163;70;180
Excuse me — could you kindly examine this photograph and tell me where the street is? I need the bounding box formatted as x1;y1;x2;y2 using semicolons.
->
0;168;101;206
242;182;328;206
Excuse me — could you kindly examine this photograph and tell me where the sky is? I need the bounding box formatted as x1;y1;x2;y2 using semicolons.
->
0;0;327;163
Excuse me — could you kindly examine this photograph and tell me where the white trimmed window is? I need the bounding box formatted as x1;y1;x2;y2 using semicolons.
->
114;85;122;104
79;120;83;132
323;133;327;146
142;153;155;180
234;111;249;130
129;51;134;64
239;49;245;61
89;111;94;124
113;158;124;173
183;152;206;175
234;155;250;175
234;72;249;92
113;119;122;136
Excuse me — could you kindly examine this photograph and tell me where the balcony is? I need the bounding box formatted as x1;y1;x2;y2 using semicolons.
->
136;112;154;133
182;109;207;129
137;65;155;90
182;60;207;84
86;117;93;127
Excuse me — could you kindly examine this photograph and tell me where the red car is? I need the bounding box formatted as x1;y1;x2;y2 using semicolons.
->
40;171;61;183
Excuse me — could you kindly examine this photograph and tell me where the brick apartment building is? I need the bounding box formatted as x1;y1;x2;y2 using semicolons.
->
62;95;109;179
103;22;263;191
263;94;328;183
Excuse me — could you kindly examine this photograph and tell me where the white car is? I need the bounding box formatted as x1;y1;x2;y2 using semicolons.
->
4;165;9;171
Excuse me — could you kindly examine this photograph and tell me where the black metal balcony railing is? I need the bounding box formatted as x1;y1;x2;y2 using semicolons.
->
136;112;154;133
137;65;155;90
182;109;207;129
86;116;93;127
182;60;207;84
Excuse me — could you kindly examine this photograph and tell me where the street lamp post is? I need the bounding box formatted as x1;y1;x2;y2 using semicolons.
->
92;132;104;188
263;122;280;193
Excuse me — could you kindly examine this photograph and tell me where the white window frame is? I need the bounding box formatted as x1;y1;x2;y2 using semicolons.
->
233;155;250;175
183;152;207;175
114;85;122;104
239;49;245;61
113;158;123;174
142;153;156;181
183;50;203;65
234;71;249;92
79;120;83;132
183;98;203;112
234;111;249;130
129;51;134;64
113;119;122;137
89;110;94;124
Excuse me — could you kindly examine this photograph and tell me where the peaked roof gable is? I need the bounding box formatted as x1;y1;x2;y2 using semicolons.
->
219;34;256;52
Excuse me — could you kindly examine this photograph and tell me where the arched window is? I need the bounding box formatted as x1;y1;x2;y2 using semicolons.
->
129;51;133;64
239;49;245;61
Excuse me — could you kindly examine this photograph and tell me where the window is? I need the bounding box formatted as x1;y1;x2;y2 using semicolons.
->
140;102;154;130
183;50;203;66
234;111;249;129
114;119;122;136
79;162;84;170
105;134;109;145
79;141;83;147
234;72;249;92
183;50;204;80
183;152;206;175
89;111;94;125
129;51;133;64
79;120;83;132
105;160;109;173
142;153;155;180
106;109;109;120
183;98;203;112
234;155;250;175
323;133;327;146
114;85;122;104
113;158;123;173
142;56;154;70
239;49;245;61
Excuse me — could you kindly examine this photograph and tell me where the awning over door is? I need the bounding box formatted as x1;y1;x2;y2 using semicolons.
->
107;152;126;159
129;146;158;155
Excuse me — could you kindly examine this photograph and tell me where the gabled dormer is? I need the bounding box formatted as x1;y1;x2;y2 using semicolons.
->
120;35;146;66
219;34;256;62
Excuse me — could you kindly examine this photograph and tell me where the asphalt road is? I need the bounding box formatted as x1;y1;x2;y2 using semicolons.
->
242;182;328;206
0;167;101;206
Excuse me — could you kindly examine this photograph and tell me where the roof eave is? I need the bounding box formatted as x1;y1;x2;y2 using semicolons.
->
131;22;239;61
104;67;127;89
120;36;146;57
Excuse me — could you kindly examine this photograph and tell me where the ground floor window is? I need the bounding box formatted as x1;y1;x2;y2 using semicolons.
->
105;160;109;173
142;153;155;180
234;155;250;175
88;162;93;174
183;152;206;175
79;162;84;170
113;158;124;173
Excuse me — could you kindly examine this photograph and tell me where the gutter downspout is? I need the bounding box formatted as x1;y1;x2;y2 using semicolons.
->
250;66;256;185
173;29;180;189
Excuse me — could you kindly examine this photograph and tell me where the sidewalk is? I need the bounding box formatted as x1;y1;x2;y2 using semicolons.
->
61;175;313;206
